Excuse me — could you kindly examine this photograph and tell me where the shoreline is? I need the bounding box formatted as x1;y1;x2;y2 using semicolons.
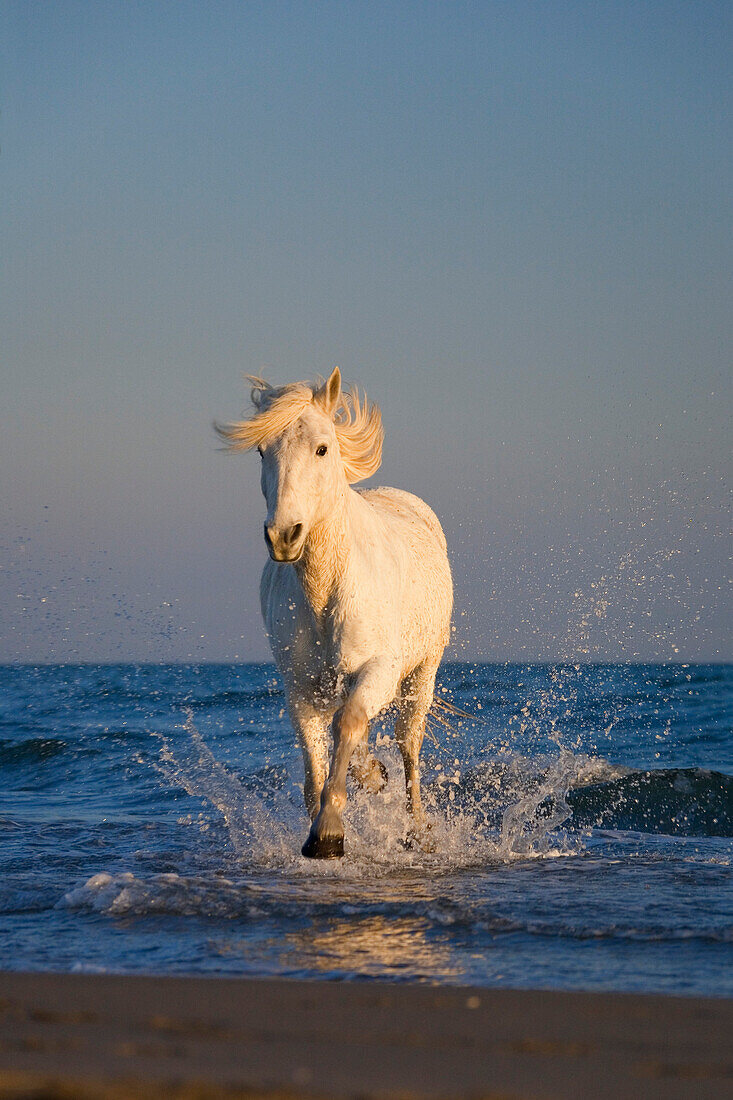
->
1;973;731;1099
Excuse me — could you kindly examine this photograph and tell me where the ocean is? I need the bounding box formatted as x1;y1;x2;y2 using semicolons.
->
1;662;731;996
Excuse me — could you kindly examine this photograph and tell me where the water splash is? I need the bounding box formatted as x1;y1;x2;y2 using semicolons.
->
148;706;597;878
500;748;576;855
146;685;728;882
153;709;296;862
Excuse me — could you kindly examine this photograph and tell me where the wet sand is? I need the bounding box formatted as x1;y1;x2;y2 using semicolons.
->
0;972;731;1100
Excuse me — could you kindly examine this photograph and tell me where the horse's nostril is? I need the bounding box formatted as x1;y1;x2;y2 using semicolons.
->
265;523;303;551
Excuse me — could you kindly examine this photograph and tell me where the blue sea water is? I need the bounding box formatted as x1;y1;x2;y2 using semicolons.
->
0;662;731;995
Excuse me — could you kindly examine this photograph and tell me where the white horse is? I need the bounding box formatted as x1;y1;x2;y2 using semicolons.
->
216;368;453;858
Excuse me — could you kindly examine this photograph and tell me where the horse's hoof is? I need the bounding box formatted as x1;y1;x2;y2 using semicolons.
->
301;832;344;859
362;758;389;793
404;823;435;854
349;755;388;794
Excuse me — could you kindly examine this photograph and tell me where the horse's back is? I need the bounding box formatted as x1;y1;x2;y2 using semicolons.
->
357;486;453;658
357;487;448;554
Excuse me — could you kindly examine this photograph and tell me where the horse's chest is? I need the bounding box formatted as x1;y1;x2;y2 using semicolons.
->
269;586;338;664
264;562;382;699
282;617;355;710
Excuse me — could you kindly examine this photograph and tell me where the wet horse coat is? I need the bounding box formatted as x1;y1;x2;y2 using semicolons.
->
216;368;453;857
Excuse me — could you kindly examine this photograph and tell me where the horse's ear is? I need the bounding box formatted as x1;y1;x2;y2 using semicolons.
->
316;367;341;416
246;375;272;410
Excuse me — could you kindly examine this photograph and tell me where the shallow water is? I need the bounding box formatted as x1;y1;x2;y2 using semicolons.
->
1;662;731;995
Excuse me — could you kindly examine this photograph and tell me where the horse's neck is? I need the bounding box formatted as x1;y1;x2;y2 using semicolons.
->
296;491;354;620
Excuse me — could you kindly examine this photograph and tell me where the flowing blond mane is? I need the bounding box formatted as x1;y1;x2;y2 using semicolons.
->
214;374;384;484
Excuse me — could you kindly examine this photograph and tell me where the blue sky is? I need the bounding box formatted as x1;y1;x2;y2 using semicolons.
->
2;0;730;661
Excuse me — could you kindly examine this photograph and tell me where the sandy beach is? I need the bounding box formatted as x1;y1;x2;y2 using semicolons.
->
0;973;731;1100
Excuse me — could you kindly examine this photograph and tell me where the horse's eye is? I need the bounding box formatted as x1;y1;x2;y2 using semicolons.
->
315;444;328;457
257;446;263;457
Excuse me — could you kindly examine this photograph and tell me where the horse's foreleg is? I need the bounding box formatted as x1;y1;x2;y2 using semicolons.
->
302;660;399;859
288;701;329;822
301;698;367;858
395;663;438;839
348;742;388;793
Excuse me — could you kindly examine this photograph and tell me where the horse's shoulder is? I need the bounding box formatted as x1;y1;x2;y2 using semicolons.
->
356;487;447;550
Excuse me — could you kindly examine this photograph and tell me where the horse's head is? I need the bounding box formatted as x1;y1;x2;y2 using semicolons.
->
215;367;383;563
258;370;345;562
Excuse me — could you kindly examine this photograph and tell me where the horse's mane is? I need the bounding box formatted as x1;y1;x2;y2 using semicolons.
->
214;375;384;484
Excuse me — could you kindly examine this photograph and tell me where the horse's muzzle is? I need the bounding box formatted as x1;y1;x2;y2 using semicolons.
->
265;522;304;562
